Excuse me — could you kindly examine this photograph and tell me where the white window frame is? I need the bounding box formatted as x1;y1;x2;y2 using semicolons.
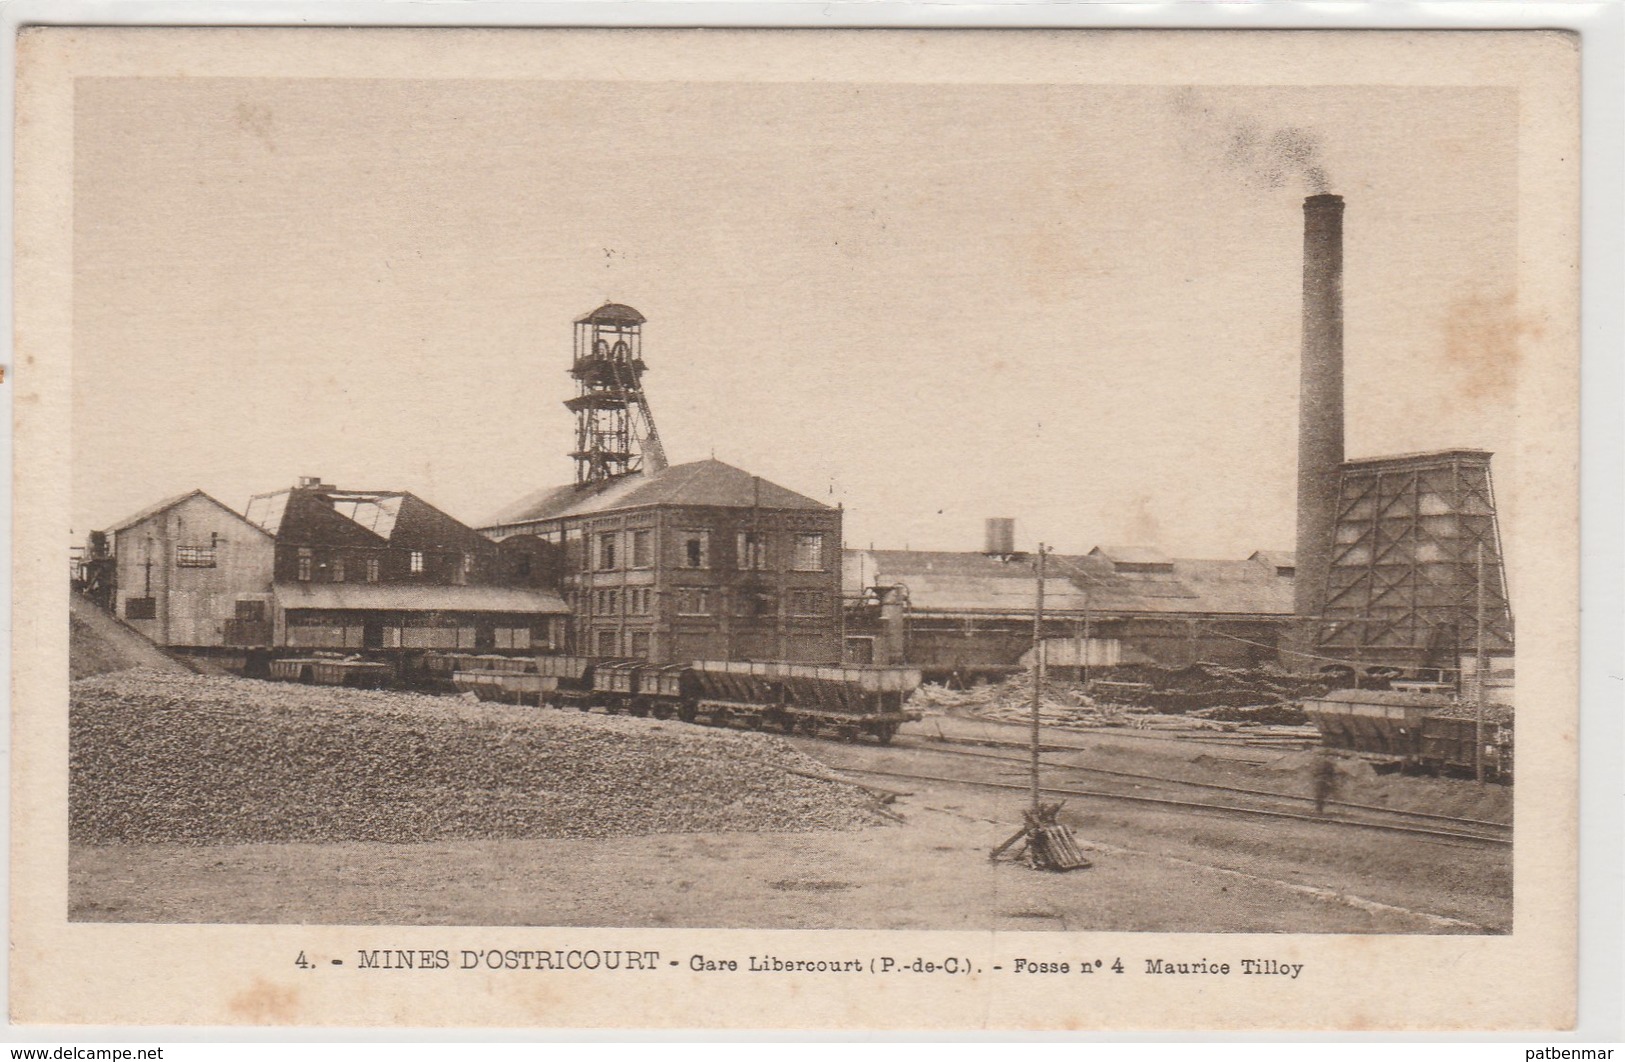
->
793;532;826;572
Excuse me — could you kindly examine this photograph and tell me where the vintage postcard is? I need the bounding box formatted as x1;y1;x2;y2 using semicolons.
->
11;26;1579;1030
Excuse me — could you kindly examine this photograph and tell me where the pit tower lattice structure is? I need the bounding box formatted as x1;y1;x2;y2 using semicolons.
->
566;303;668;487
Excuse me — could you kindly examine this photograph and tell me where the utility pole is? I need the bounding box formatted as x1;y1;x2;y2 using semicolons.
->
1475;541;1487;783
1030;543;1046;811
989;540;1087;872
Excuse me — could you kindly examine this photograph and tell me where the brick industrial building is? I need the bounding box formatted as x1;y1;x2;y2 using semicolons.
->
480;459;842;664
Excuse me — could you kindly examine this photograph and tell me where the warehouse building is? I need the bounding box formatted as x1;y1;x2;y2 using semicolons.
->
92;479;568;663
843;525;1295;681
102;490;276;649
480;458;843;664
243;477;568;654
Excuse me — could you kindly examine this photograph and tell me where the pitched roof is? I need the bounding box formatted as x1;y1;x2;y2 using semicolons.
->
328;493;405;538
482;459;830;528
575;302;646;326
1090;545;1174;567
107;490;271;537
845;548;1293;618
274;583;569;614
246;488;408;542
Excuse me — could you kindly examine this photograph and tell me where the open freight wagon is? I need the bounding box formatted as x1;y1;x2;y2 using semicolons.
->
448;655;924;744
1303;689;1513;783
266;653;392;689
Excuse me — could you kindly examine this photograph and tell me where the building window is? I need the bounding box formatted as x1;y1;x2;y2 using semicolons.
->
630;587;652;615
737;531;769;571
494;627;532;650
596;532;618;571
630;529;653;568
596;629;619;656
366;557;380;583
565;527;587;572
630;630;652;660
677;588;711;616
792;590;825;616
124;596;157;620
453;552;472;585
679;530;710;569
595;589;619;614
793;533;826;572
235;599;267;621
735;589;775;618
175;545;217;569
409;550;425;574
332;556;346;583
297;548;313;582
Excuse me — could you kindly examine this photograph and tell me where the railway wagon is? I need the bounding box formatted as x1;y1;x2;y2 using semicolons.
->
446;653;598;707
267;655;392;689
449;654;924;743
449;655;555;705
1303;689;1513;782
682;660;922;743
1420;709;1514;783
1302;689;1448;758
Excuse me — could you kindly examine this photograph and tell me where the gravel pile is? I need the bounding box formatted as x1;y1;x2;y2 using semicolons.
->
71;669;885;846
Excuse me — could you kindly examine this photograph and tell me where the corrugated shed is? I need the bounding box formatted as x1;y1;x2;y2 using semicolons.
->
275;583;569;614
845;549;1293;618
482;459;830;528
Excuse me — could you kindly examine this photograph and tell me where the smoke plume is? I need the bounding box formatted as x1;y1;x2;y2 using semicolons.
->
1172;88;1332;195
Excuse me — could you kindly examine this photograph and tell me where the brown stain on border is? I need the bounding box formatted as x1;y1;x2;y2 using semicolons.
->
1441;290;1535;404
225;977;302;1024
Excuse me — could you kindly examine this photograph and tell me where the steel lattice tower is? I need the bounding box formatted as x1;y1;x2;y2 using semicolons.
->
566;303;668;486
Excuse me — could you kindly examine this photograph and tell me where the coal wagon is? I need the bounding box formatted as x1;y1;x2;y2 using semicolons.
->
443;654;924;743
1303;688;1513;782
683;660;924;743
267;654;392;689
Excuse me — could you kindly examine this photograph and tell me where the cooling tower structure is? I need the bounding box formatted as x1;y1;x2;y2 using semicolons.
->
1315;450;1514;677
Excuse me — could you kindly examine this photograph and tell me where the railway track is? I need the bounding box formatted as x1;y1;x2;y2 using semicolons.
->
893;736;1513;834
805;736;1510;847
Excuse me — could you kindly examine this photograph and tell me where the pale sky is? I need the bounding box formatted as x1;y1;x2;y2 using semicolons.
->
72;78;1518;559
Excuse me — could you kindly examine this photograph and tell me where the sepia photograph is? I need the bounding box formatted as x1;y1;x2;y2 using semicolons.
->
11;25;1582;1030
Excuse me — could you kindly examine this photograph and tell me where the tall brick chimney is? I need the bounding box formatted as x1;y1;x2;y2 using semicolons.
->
1295;193;1345;640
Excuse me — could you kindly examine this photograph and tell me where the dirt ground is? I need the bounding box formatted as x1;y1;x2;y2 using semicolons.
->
71;712;1510;933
